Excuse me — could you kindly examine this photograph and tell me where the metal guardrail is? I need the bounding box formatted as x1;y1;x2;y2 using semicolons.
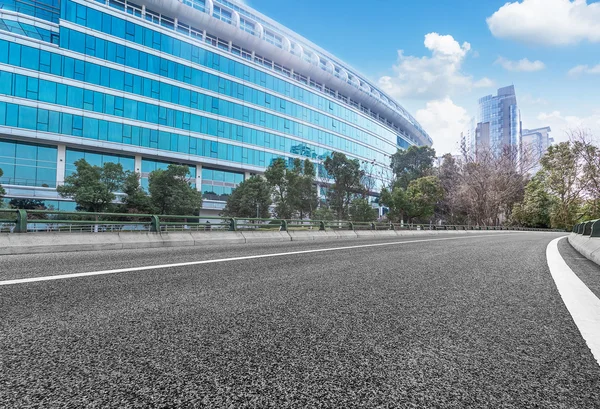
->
0;209;567;234
572;220;600;237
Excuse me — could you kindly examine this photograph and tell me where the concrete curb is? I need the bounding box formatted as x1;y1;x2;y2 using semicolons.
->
288;230;336;241
568;233;600;266
241;230;291;243
0;229;542;256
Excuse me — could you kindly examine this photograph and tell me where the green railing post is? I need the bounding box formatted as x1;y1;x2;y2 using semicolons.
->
390;223;395;231
229;218;237;231
150;215;160;232
371;222;376;230
319;221;326;231
15;209;27;233
280;220;288;231
348;222;354;231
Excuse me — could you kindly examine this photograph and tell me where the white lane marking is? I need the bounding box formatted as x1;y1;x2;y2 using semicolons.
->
547;237;600;366
1;234;508;286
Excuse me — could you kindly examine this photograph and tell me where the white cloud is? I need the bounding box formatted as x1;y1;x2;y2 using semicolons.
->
533;110;600;142
487;0;600;46
473;77;495;88
378;33;490;100
568;64;600;76
521;93;549;106
495;57;546;72
415;98;471;155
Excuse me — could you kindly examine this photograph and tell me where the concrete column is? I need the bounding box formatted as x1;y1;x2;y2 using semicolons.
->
56;144;66;186
196;164;203;192
134;155;142;174
244;171;251;180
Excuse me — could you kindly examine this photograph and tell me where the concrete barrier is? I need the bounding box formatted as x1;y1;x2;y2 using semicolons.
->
0;232;124;255
155;232;196;247
568;233;600;266
370;230;398;238
0;228;554;256
332;230;358;239
241;230;291;243
287;230;336;241
190;231;246;245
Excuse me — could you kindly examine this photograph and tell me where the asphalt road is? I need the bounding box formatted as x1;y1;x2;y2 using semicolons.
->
1;232;599;408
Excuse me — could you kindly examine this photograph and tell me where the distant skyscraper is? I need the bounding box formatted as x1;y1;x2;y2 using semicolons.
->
474;85;521;158
522;127;553;174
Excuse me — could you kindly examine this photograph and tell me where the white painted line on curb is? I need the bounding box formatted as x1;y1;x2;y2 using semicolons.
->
547;237;600;367
1;234;508;286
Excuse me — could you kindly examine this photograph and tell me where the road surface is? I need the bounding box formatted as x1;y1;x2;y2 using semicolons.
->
1;232;599;407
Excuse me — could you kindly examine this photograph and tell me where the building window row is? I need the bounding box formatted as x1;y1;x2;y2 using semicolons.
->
0;68;391;163
0;0;61;23
0;101;392;187
55;25;403;148
0;17;58;44
70;0;426;145
0;138;57;187
44;28;402;152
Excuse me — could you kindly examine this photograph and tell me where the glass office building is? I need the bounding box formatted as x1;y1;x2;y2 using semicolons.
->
474;85;521;158
0;0;432;213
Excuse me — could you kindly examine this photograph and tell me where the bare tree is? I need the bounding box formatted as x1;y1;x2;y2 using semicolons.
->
569;128;600;218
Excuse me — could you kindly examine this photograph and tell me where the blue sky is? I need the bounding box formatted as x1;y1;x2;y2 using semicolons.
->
243;0;600;154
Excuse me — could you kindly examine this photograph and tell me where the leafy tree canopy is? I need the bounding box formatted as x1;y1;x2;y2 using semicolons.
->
391;146;436;189
406;176;444;222
510;175;554;228
291;159;318;219
57;159;125;212
148;165;202;215
264;158;297;219
222;175;272;219
539;142;583;230
0;168;5;200
323;152;365;220
349;197;378;222
121;171;153;214
381;176;443;223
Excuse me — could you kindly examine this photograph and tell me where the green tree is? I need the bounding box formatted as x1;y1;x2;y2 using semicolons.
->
380;176;443;223
510;175;554;228
406;176;444;222
349;197;378;222
292;159;318;219
222;175;272;218
313;205;335;221
323;152;364;220
539;142;584;230
148;165;202;215
380;186;411;223
391;146;436;189
121;172;152;214
264;158;297;219
57;159;125;212
0;168;5;200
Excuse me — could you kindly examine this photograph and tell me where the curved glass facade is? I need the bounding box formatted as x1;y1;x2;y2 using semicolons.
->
0;0;431;211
